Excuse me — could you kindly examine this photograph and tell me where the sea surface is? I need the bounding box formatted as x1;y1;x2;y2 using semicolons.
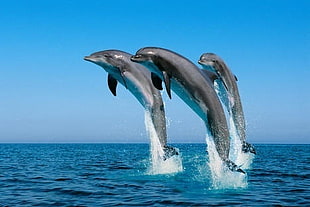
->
0;143;309;206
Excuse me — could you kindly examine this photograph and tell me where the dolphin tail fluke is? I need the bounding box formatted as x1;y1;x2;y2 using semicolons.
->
225;160;245;174
242;141;256;155
162;145;179;161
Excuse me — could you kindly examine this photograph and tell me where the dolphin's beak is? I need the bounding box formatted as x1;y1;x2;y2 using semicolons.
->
84;56;91;61
198;59;214;66
130;55;141;62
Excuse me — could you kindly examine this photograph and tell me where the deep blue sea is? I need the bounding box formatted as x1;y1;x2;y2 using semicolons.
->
0;144;309;206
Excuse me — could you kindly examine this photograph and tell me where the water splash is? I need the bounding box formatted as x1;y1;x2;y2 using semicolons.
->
144;111;183;175
206;134;248;189
214;80;254;170
228;116;254;169
204;81;254;189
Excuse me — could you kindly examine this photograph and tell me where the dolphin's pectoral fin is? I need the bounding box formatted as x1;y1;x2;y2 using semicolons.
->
108;74;118;96
242;141;256;154
162;71;172;99
151;72;163;90
234;74;238;81
225;160;245;174
163;145;179;161
200;70;219;83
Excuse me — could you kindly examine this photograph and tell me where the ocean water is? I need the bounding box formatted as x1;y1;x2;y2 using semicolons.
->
0;143;309;206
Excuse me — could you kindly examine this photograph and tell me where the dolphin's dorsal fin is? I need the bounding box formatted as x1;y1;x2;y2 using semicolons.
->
200;70;219;83
163;71;172;99
151;72;163;90
108;74;118;96
234;75;238;81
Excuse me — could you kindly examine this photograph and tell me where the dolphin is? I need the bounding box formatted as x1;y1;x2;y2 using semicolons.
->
198;53;256;154
84;50;178;160
131;47;245;173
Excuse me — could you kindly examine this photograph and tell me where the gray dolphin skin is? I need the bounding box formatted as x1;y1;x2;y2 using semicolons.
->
198;53;256;154
84;50;178;160
131;47;244;173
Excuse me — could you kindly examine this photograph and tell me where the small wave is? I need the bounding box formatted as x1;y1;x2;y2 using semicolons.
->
60;189;93;196
281;173;310;179
271;178;285;183
31;176;44;180
44;187;94;196
54;178;72;181
158;200;204;206
109;166;132;170
94;177;109;181
288;188;307;193
254;171;310;180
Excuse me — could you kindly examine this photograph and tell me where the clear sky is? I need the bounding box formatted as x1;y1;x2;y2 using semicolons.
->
0;0;309;144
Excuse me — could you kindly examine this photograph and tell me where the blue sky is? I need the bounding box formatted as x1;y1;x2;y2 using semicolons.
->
0;0;309;143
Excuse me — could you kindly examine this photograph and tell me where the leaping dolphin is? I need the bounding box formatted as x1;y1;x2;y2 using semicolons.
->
131;47;245;173
84;50;178;160
198;53;256;154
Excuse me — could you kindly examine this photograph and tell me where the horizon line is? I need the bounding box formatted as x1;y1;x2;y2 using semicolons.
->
0;142;309;145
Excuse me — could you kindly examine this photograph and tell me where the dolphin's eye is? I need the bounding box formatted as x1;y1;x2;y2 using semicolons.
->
100;53;111;58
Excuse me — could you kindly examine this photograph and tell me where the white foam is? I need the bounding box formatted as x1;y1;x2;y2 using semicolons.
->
228;115;254;170
206;134;248;189
215;80;254;170
144;111;183;175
